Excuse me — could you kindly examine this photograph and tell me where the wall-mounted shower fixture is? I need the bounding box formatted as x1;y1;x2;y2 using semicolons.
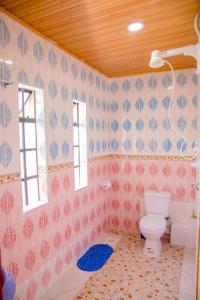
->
149;13;200;157
149;14;200;73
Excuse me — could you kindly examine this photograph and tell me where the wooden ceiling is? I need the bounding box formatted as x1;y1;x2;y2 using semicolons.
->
0;0;199;77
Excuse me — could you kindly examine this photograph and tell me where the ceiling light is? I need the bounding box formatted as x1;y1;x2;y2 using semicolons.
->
127;21;144;32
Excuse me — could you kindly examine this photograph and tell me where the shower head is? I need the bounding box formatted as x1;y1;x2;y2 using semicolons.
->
149;50;165;68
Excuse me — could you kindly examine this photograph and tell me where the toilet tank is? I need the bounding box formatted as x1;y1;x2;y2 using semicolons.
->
144;190;171;218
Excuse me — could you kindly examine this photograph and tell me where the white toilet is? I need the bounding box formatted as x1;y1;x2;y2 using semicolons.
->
139;190;171;257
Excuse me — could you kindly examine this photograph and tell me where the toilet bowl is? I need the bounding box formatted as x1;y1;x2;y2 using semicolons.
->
139;214;166;257
139;190;171;257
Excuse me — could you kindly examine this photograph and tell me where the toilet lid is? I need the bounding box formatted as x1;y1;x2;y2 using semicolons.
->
140;214;166;231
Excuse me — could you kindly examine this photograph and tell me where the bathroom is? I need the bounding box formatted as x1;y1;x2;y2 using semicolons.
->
0;1;199;299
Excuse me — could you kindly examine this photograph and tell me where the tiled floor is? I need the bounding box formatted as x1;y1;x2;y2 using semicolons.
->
39;232;121;300
40;233;184;300
179;248;196;300
75;234;184;300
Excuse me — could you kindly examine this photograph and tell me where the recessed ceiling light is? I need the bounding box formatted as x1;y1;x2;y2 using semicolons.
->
127;21;144;32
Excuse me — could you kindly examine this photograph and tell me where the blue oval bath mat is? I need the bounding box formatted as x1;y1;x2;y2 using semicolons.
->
77;244;113;272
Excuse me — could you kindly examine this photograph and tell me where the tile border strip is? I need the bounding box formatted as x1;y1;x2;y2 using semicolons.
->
0;154;195;183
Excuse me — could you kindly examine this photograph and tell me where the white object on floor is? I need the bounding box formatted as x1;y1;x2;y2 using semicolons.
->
179;248;196;300
39;232;121;300
171;219;197;248
139;190;171;257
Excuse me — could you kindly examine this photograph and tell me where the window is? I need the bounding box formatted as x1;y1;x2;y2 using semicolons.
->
73;100;87;190
19;85;47;212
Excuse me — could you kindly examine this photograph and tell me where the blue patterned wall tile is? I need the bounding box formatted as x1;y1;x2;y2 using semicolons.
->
135;98;144;112
162;138;172;153
34;74;44;89
123;119;131;132
110;101;118;112
162;117;171;131
0;62;11;82
61;112;68;130
192;95;197;108
177;95;187;109
123;139;132;151
149;118;158;131
81;91;86;102
89;118;94;130
122;80;131;93
62;140;69;157
136;138;144;152
102;120;106;131
96;97;100;110
17;32;28;55
110;81;118;94
101;79;106;91
0;141;13;167
135;119;144;131
96;118;101;131
48;80;57;99
148;97;158;110
71;62;78;79
111;139;119;151
162;74;172;88
177;72;187;87
33;41;43;63
49;111;57;129
61;56;68;74
89;94;94;107
148;76;157;90
48;48;57;69
123;99;131;112
148;139;158;152
162;96;170;110
49;141;58;160
0;102;11;128
135;78;144;91
177;116;187;131
89;140;94;153
96;140;101;152
102;140;107;152
17;69;28;84
61;84;68;102
71;88;78;100
192;117;197;130
89;72;94;86
111;120;119;132
101;100;106;112
107;140;111;151
107;102;110;112
0;19;10;48
177;138;187;152
96;76;100;88
192;73;197;86
81;68;86;82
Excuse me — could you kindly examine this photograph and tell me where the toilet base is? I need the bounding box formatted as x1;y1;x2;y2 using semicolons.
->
143;238;162;257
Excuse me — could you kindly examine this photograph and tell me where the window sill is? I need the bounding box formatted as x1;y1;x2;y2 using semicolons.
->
23;200;48;213
75;184;88;192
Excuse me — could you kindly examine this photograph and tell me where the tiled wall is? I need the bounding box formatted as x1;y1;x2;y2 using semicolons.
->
109;70;197;156
108;70;198;232
0;12;111;300
0;11;198;300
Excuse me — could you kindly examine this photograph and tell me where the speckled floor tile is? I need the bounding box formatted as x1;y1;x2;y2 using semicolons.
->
74;234;184;300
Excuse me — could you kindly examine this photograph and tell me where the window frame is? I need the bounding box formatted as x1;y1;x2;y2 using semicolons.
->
18;84;47;212
73;100;88;191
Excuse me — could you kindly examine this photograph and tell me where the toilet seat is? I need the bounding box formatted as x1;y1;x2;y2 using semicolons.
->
139;214;166;232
